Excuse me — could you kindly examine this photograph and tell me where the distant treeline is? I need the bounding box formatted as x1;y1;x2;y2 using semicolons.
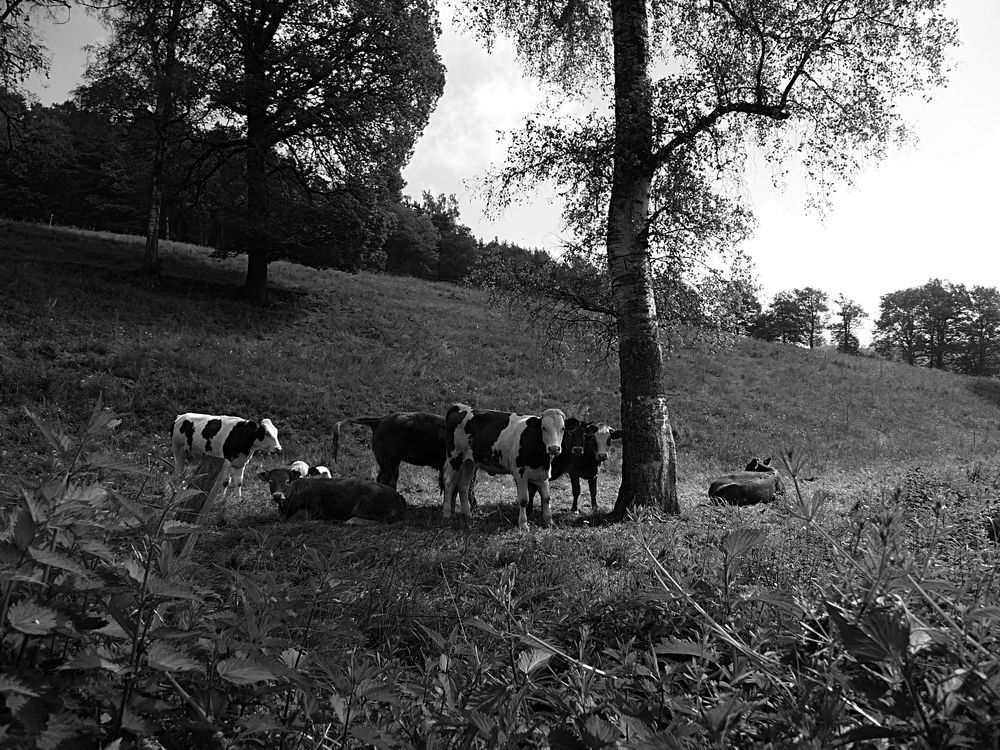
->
0;89;544;279
747;281;1000;377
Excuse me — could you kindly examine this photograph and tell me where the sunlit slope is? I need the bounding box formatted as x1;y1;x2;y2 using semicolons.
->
3;220;998;492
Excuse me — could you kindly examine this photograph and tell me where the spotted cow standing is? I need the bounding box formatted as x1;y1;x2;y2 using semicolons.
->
443;403;579;529
171;413;281;497
528;421;621;514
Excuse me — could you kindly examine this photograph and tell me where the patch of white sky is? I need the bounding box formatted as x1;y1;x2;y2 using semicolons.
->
25;0;1000;345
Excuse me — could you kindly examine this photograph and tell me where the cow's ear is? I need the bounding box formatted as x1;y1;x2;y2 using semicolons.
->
565;417;581;431
289;468;302;479
257;470;271;482
610;429;622;440
584;423;598;435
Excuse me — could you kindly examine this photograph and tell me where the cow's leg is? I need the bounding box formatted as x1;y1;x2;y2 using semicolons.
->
375;461;399;488
570;474;582;513
456;461;476;522
516;476;530;531
441;460;459;521
346;517;381;526
588;477;598;512
526;483;537;515
233;463;248;498
538;479;553;528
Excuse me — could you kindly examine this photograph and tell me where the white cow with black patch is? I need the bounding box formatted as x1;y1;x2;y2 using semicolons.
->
443;402;579;530
171;412;282;497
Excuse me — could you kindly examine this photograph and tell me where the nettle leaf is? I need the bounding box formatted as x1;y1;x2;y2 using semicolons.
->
719;528;767;559
145;575;201;601
216;657;278;686
7;600;59;635
583;715;619;744
147;642;203;673
0;675;38;697
517;647;554;676
58;649;122;673
64;484;108;508
655;638;719;663
12;507;35;551
28;547;88;577
280;646;308;669
24;407;74;456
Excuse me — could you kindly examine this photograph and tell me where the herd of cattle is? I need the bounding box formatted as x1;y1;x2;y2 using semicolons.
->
170;407;784;528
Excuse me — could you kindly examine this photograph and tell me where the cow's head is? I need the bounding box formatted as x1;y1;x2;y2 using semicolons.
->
256;466;301;505
584;422;622;463
539;409;579;457
745;457;776;473
254;418;282;454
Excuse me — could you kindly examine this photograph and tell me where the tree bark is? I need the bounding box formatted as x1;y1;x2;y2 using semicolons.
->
605;0;678;520
243;51;270;306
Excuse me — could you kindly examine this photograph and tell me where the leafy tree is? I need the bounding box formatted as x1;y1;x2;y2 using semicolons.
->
795;287;829;349
383;201;440;278
751;291;807;345
918;278;965;370
1;0;67;134
874;287;925;365
419;193;480;281
833;294;868;355
957;286;1000;376
462;0;956;518
86;0;209;273
201;0;446;304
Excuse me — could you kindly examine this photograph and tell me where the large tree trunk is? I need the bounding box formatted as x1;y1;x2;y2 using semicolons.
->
606;0;678;520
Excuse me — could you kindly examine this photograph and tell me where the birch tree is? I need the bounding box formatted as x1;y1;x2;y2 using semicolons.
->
462;0;956;517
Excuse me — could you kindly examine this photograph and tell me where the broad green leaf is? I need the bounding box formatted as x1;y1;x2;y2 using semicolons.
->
0;675;38;697
12;507;34;551
517;647;553;676
280;646;308;669
24;407;74;456
146;642;202;673
216;657;278;686
58;650;122;673
28;547;88;577
7;600;59;635
720;528;767;559
65;483;108;507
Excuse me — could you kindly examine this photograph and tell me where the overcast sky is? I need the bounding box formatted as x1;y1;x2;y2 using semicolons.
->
27;1;999;344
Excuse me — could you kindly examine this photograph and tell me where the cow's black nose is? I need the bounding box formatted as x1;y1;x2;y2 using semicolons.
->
547;445;561;456
571;447;584;456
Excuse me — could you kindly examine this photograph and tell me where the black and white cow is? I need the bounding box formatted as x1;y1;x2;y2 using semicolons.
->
708;457;785;506
332;412;447;490
171;412;281;497
528;421;621;514
443;403;580;529
256;469;406;524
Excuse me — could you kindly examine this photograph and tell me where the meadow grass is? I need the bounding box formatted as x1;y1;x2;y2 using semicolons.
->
3;219;1000;748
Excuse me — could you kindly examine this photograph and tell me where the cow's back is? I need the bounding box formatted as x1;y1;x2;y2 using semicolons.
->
282;477;406;522
708;471;782;506
375;412;447;469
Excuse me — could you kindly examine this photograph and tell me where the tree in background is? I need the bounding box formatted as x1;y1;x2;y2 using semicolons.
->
420;193;480;282
918;278;965;370
463;0;955;519
796;287;830;349
202;0;445;304
0;0;67;134
874;287;925;365
383;201;440;278
833;294;868;355
957;286;1000;376
875;280;1000;376
751;291;808;345
86;0;209;274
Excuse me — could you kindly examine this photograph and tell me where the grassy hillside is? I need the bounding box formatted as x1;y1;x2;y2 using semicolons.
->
3;220;1000;748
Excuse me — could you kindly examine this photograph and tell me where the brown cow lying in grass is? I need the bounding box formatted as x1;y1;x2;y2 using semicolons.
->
257;468;407;524
708;457;785;506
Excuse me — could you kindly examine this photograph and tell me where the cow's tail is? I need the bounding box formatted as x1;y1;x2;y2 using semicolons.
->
331;416;384;462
